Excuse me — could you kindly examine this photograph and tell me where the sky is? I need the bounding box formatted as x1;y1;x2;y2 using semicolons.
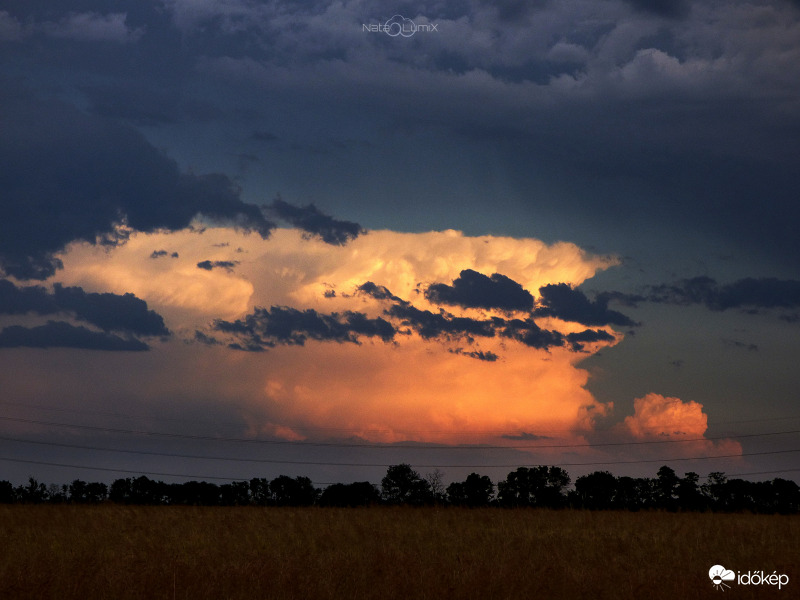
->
1;0;799;488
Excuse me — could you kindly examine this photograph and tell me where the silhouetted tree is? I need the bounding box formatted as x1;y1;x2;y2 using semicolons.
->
767;478;800;514
220;480;250;506
497;466;570;508
656;465;680;510
249;478;271;506
48;483;68;504
677;472;706;511
169;480;220;505
270;475;318;506
425;469;447;504
447;473;494;507
0;480;16;503
69;479;88;503
701;472;728;510
319;482;381;507
16;478;48;503
109;478;132;503
573;471;617;510
381;464;432;505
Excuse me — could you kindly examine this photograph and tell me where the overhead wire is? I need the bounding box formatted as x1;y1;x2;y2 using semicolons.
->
2;399;799;436
1;415;798;450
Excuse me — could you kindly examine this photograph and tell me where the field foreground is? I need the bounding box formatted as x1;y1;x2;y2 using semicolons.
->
0;506;796;599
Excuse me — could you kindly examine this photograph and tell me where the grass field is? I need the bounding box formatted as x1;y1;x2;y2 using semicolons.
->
0;505;795;599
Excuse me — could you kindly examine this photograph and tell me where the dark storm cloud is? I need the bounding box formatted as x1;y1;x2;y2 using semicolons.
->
0;91;274;280
565;329;616;352
265;198;365;246
500;317;565;350
385;303;498;340
625;277;800;313
535;284;636;327
194;330;222;346
214;306;396;350
0;321;149;351
196;260;239;272
478;0;547;22
0;280;169;336
82;82;222;126
362;282;613;352
448;348;500;362
621;0;690;19
426;269;534;311
357;282;405;303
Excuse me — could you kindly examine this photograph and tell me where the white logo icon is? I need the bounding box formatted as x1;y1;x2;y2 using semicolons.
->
709;565;735;591
384;14;416;37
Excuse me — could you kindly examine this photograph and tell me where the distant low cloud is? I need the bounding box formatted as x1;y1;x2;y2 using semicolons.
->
646;276;800;312
0;321;149;351
501;431;550;441
426;269;534;311
265;197;364;246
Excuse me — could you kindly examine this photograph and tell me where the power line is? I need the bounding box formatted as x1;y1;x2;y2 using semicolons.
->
2;415;798;450
1;437;797;469
2;400;798;436
1;454;799;485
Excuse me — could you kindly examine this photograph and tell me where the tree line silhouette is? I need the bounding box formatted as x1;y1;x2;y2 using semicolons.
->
1;464;798;513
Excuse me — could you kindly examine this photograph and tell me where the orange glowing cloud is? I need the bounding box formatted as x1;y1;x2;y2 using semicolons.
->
619;393;742;459
49;225;630;447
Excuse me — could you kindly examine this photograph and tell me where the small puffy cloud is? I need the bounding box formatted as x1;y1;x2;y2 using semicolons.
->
617;393;742;460
623;393;708;439
426;269;534;311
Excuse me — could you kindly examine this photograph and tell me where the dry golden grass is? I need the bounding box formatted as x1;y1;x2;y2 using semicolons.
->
0;505;796;599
